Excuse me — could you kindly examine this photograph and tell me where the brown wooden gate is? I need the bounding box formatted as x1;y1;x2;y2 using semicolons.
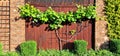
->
25;0;95;50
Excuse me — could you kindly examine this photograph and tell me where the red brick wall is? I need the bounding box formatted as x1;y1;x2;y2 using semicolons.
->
0;0;108;51
0;0;10;52
95;0;109;50
10;0;25;51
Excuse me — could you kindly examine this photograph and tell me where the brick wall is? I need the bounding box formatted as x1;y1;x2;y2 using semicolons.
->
95;0;109;50
10;0;25;51
0;0;108;51
0;0;10;51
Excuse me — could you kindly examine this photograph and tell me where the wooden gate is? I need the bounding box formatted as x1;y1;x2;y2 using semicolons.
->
0;0;10;51
25;0;95;50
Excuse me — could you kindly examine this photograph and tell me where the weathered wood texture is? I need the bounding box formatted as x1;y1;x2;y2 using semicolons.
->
25;0;95;50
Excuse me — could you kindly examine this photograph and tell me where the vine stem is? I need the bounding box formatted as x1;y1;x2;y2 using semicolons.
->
55;21;90;50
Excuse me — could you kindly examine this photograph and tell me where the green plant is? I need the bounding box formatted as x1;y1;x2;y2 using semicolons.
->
74;40;87;55
105;0;120;39
113;53;120;56
85;5;96;19
37;49;74;56
20;41;37;56
85;49;96;56
37;50;46;56
74;5;86;21
66;11;76;23
45;7;63;30
109;39;120;54
0;43;2;54
96;50;114;56
37;49;59;56
69;30;76;35
5;52;19;56
60;50;74;56
20;4;96;30
0;43;3;56
81;49;114;56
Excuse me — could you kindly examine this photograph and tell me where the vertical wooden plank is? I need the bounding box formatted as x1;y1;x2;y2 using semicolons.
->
89;0;94;5
88;20;92;49
77;23;82;40
27;24;35;40
25;0;95;50
88;20;90;49
90;20;92;48
86;20;89;49
35;25;41;49
81;21;84;40
84;0;89;6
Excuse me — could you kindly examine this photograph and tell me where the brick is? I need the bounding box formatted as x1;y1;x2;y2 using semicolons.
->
7;0;25;51
0;0;108;51
95;0;109;50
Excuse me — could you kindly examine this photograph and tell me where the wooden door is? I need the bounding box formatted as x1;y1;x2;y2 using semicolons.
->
25;0;95;50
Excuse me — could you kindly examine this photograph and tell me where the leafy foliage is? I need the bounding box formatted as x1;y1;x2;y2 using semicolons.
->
69;30;76;35
0;43;3;56
105;0;120;39
5;52;19;56
74;40;87;55
85;5;96;19
74;5;86;20
96;50;114;56
20;41;37;56
37;49;74;56
109;39;120;54
45;7;63;30
86;49;96;56
0;41;116;56
66;11;76;23
113;53;120;56
37;49;114;56
78;49;114;56
19;4;96;30
20;4;42;22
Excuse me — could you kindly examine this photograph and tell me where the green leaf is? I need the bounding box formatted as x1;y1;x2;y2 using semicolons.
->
19;4;96;30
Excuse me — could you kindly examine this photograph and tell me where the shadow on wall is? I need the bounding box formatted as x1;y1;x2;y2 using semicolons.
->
99;41;110;50
63;42;74;51
15;45;21;52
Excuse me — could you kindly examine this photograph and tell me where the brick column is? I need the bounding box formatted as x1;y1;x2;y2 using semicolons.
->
10;0;25;51
95;0;109;50
0;0;10;51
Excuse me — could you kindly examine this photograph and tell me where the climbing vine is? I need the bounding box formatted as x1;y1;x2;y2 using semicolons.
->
19;4;96;30
105;0;120;39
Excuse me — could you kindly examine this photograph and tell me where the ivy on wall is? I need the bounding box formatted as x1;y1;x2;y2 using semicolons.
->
19;4;96;30
105;0;120;39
